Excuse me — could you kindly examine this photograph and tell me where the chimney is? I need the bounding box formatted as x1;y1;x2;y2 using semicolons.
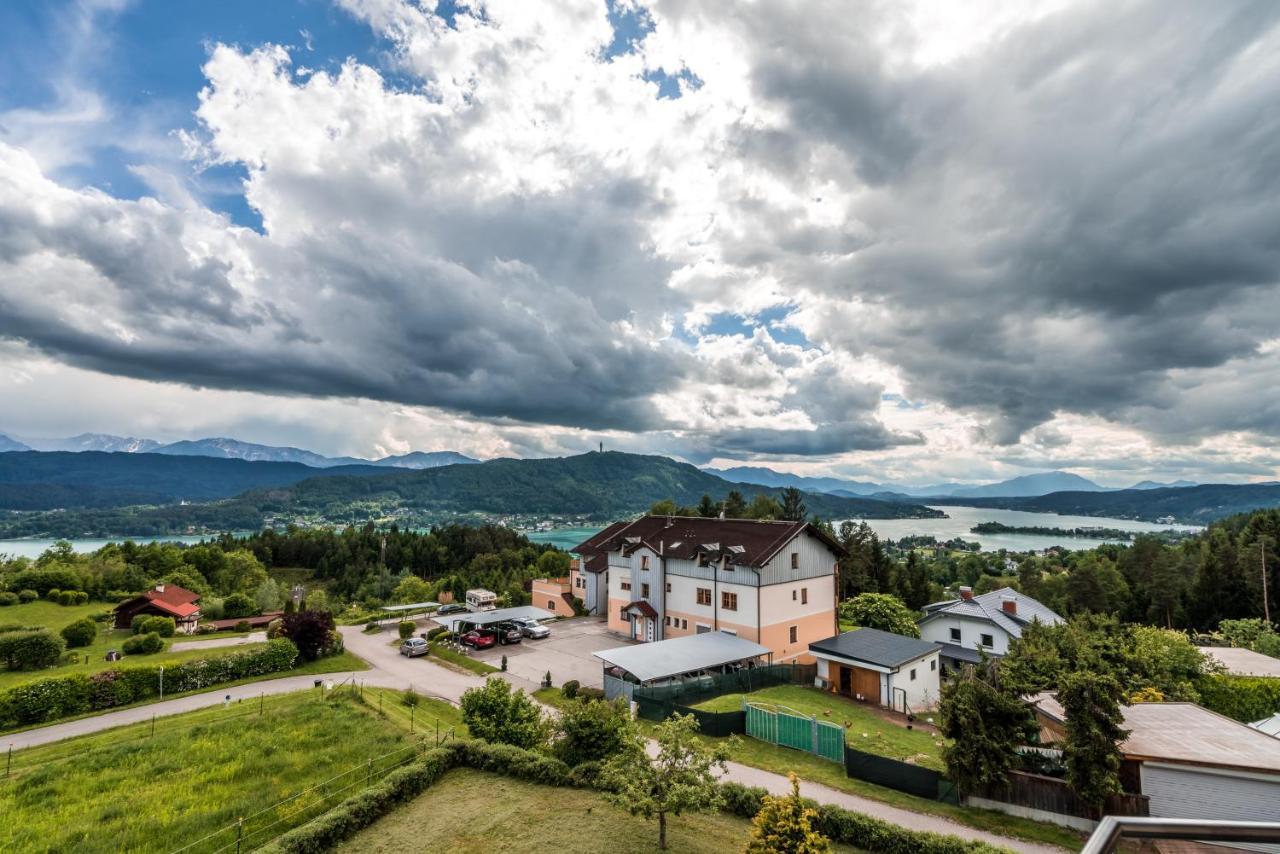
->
155;583;165;593
1001;595;1017;615
664;517;674;528
958;586;973;601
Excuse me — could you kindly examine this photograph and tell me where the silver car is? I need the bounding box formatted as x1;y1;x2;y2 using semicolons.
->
511;617;550;639
399;637;429;657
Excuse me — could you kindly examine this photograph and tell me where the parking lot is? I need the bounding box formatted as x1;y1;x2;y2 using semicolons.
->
465;617;631;689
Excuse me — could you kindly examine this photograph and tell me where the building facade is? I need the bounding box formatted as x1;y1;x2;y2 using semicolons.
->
918;585;1063;670
574;516;842;663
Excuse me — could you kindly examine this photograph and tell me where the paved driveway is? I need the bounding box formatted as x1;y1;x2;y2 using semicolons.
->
468;618;631;688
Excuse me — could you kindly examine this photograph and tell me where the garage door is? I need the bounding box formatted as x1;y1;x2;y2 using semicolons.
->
1142;762;1280;852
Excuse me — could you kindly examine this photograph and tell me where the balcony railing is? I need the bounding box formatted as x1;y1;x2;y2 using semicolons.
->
1082;816;1280;854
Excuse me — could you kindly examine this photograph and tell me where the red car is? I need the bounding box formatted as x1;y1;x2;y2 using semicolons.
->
460;629;497;649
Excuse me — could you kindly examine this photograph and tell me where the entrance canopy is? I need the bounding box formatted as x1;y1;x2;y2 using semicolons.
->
432;605;555;632
594;631;770;685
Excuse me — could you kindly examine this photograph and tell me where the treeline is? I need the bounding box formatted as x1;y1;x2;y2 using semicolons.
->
968;521;1193;542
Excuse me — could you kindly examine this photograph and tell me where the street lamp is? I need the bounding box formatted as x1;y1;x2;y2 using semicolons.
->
159;665;165;701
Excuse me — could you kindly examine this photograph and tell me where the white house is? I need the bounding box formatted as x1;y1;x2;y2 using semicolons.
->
574;515;842;663
918;585;1062;671
809;627;942;712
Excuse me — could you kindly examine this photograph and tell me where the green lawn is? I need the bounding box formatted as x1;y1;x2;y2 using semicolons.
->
336;768;863;854
0;598;104;630
357;686;468;742
429;639;501;674
695;685;946;771
0;691;415;853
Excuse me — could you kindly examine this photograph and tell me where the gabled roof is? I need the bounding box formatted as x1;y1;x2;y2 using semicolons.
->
572;515;843;569
919;587;1062;639
115;584;202;618
622;600;659;619
1029;694;1280;773
809;628;940;669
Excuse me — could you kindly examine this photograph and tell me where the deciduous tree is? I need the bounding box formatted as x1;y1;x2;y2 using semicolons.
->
460;677;547;750
745;772;831;854
837;593;919;637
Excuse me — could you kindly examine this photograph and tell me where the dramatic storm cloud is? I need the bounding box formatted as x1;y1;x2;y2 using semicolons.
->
0;0;1277;483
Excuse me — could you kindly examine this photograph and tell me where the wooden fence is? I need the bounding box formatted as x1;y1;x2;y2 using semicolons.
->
973;770;1149;821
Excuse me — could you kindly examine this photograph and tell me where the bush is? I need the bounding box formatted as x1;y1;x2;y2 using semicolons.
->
57;591;78;606
46;589;61;601
550;696;633;767
123;632;164;655
131;614;149;634
138;616;176;638
426;626;448;641
0;638;299;727
73;591;90;605
398;621;416;640
579;686;606;701
402;688;420;707
280;611;338;662
0;592;17;606
267;618;284;639
223;592;257;619
235;620;252;633
0;630;66;670
561;680;580;700
460;678;547;750
17;590;37;604
1197;674;1280;722
60;617;98;648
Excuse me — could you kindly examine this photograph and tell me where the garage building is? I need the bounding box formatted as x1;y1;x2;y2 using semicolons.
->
809;628;942;713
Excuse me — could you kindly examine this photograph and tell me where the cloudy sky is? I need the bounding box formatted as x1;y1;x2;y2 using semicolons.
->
1;0;1278;486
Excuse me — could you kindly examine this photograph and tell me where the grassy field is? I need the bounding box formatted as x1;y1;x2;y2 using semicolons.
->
336;769;863;854
0;691;416;853
357;685;468;741
534;687;1083;851
695;685;946;770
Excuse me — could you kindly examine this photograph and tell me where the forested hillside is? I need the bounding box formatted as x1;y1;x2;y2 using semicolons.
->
921;482;1280;523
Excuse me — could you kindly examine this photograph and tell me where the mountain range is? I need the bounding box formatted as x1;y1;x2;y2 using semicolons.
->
706;465;1199;499
1;433;479;470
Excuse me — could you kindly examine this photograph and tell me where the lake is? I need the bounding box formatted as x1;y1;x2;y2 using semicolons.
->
0;509;1201;560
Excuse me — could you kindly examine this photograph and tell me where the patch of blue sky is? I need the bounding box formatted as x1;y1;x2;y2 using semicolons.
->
695;307;811;347
882;393;925;410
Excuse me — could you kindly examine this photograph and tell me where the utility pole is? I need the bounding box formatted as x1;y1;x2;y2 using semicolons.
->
1262;534;1275;625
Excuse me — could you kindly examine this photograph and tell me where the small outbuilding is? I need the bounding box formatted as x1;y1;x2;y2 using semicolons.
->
809;628;942;712
594;630;772;702
113;583;202;634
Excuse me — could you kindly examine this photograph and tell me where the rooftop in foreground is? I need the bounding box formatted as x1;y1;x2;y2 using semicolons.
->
594;631;771;684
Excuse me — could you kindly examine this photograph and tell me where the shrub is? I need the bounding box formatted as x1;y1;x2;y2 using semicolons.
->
578;686;606;701
426;626;448;641
550;696;633;767
122;632;164;655
131;614;150;634
0;630;66;670
17;590;37;603
280;610;338;662
267;618;284;639
1197;674;1280;722
58;591;78;606
745;772;832;854
0;592;17;606
9;569;80;596
460;678;547;750
46;588;61;601
139;616;177;638
402;688;420;707
561;680;580;700
235;620;252;633
398;621;415;640
73;591;90;605
223;592;257;619
60;617;98;648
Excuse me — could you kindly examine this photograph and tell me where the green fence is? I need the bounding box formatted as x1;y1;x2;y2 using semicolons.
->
633;698;746;736
631;662;816;708
745;702;845;763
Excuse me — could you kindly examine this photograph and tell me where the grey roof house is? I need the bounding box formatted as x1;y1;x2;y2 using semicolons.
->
919;585;1062;669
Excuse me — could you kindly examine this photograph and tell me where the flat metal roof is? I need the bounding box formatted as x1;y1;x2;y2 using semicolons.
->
432;605;555;630
1199;646;1280;678
379;602;440;612
593;631;770;684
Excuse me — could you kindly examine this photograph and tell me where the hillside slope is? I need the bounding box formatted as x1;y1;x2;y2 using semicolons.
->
923;482;1280;523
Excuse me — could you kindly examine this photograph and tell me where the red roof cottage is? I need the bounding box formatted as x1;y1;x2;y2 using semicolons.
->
114;584;202;634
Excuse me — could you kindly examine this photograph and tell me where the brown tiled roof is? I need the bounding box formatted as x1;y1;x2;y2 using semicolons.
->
572;516;842;568
622;600;659;619
115;584;202;618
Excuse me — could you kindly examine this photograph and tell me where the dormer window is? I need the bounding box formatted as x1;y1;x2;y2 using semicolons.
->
640;555;650;570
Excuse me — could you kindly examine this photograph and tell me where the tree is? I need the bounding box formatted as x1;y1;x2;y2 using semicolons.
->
938;661;1036;793
1059;671;1128;810
550;696;634;766
392;575;433;604
780;487;807;522
303;589;331;614
723;490;748;518
1001;615;1136;696
897;552;932;610
745;772;832;854
460;677;547;750
837;593;919;637
746;493;783;520
254;578;283;613
1129;626;1210;701
222;592;257;619
216;550;268;595
1016;558;1042;600
1065;553;1129;615
697;494;720;518
280;609;337;662
60;617;98;648
600;714;730;851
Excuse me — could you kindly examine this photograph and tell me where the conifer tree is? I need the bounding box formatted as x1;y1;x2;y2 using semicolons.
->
745;772;831;854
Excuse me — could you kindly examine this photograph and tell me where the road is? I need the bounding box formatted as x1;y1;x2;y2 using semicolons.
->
4;624;1066;853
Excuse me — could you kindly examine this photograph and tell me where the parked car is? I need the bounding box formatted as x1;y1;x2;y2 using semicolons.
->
494;623;522;645
510;617;550;639
460;628;497;649
399;637;429;657
437;603;468;615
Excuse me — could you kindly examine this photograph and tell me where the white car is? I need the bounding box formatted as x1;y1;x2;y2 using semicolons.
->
399;637;429;657
511;617;550;639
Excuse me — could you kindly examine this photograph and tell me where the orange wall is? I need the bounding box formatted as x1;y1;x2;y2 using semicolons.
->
607;597;630;633
531;579;573;618
759;609;837;663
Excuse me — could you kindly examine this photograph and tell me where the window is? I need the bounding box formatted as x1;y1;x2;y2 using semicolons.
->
792;590;797;601
665;582;671;593
722;591;738;611
640;555;650;570
790;552;799;570
981;633;994;648
619;606;628;620
930;659;937;671
641;583;650;598
621;581;631;591
682;619;688;629
665;616;671;626
696;588;712;606
801;587;808;605
949;627;961;642
910;668;917;681
547;600;555;609
789;625;798;643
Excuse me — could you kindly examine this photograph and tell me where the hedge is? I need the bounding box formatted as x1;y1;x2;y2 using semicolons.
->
259;740;1010;854
137;616;176;638
0;592;18;606
1197;674;1280;723
719;783;1008;854
60;618;98;648
0;638;299;728
123;632;164;655
0;630;66;670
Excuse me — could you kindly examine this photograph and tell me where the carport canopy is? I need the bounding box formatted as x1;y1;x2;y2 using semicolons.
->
593;631;771;685
379;602;440;613
432;605;555;631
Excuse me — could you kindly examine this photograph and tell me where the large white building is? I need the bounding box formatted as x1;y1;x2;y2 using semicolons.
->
574;516;843;663
918;585;1062;670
